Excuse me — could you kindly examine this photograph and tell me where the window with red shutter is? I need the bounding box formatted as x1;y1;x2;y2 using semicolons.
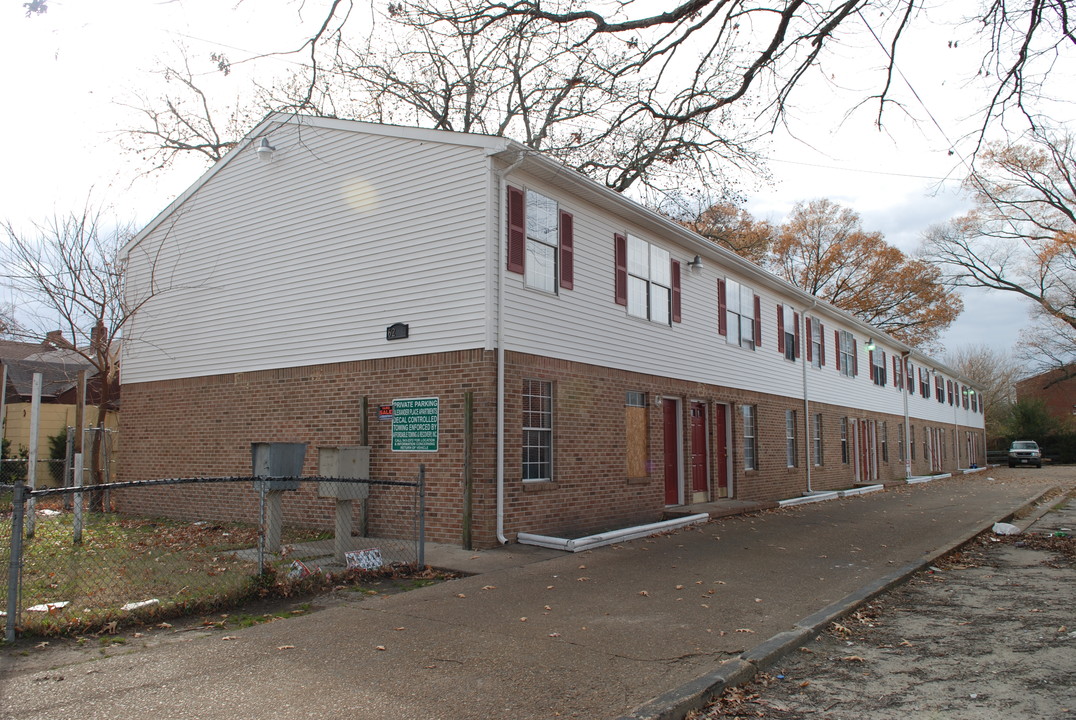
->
559;210;573;290
507;185;525;274
753;295;762;347
717;279;727;336
805;317;813;362
614;234;627;306
671;260;682;323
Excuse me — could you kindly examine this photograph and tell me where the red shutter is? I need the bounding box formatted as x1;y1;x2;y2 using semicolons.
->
614;233;627;306
893;356;900;389
717;279;727;336
805;318;813;362
507;185;525;274
777;305;785;354
834;330;840;371
819;322;826;366
852;336;858;376
793;312;801;358
869;350;876;381
753;295;762;347
559;210;574;290
671;260;682;323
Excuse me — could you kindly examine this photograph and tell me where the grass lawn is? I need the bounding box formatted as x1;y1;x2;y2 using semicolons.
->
4;508;336;637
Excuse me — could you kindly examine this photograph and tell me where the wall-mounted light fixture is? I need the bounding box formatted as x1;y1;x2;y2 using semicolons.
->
255;137;276;164
687;255;703;272
865;338;876;351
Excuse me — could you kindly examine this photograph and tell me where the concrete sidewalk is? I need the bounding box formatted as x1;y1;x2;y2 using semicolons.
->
1;472;1069;720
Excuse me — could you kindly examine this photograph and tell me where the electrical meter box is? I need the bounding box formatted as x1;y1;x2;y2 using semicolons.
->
317;446;371;500
251;442;307;491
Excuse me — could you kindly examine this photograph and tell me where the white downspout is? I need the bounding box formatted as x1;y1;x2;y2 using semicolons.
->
493;150;527;545
901;351;912;479
802;299;818;492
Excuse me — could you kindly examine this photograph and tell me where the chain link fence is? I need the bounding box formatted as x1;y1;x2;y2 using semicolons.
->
2;471;425;641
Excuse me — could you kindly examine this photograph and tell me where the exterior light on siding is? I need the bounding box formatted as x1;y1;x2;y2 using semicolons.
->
686;255;703;272
255;137;276;164
865;338;876;351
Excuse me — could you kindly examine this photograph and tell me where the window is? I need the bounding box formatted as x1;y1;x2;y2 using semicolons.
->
910;425;916;460
785;410;798;467
947;379;954;405
881;421;888;462
812;413;823;466
507;186;573;291
838;330;856;377
893;356;903;390
898;423;905;462
936;375;945;403
525;190;559;292
807;318;824;368
840;417;849;464
962;385;969;409
742;405;757;471
522;379;553;481
625;392;649;479
919;369;930;398
725;279;758;349
778;305;799;361
626;234;673;324
870;349;887;386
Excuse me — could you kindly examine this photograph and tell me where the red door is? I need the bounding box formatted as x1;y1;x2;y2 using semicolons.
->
690;402;709;495
714;404;729;497
663;400;680;505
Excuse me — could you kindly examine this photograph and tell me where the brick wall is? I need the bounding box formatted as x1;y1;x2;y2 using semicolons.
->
119;349;986;550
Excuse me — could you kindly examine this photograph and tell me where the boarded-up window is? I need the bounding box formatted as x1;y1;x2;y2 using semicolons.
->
625;392;649;478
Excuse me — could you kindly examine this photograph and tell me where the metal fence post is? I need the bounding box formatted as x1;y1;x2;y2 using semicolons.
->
73;453;83;545
418;464;426;568
257;482;266;575
6;480;25;643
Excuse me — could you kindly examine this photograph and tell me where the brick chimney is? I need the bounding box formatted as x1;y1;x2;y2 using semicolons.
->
44;330;75;349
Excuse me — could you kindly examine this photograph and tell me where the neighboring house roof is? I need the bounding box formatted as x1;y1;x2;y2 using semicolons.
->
0;339;43;361
3;358;95;400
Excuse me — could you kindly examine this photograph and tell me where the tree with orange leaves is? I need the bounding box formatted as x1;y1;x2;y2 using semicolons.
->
769;199;962;349
923;125;1076;370
681;202;774;267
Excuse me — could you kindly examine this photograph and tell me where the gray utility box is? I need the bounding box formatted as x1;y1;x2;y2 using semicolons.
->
318;446;371;500
252;442;307;491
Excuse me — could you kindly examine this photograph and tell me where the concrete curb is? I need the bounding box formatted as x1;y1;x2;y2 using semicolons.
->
616;485;1059;720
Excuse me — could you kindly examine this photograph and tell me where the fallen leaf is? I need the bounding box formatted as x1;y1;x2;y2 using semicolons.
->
548;632;561;637
520;617;528;622
735;628;755;633
456;594;467;599
638;590;649;597
35;642;49;649
277;645;295;651
395;627;405;631
376;645;386;651
899;640;913;647
577;577;589;582
840;655;866;662
544;605;552;611
222;636;238;641
156;622;173;629
799;681;810;688
578;565;586;569
482;585;497;591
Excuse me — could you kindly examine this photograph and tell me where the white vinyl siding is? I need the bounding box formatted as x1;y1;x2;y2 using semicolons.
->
123;124;492;383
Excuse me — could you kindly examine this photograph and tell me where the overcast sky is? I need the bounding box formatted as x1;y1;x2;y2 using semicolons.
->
0;0;1062;361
